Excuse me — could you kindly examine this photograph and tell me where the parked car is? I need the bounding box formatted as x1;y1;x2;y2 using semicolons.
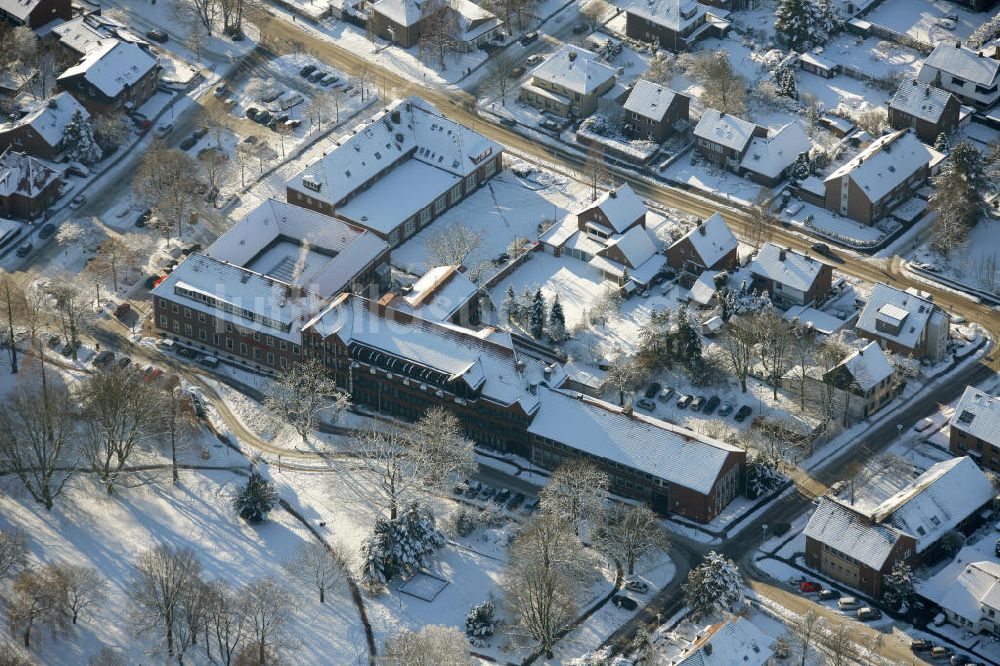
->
245;107;260;121
611;594;637;611
479;486;496;501
519;31;538;45
734;405;753;422
914;418;935;432
175;346;198;359
636;397;656;411
509;65;526;77
155;123;173;138
193;127;209;140
718;403;734;417
856;607;882;621
320;73;339;85
951;654;971;665
255;110;274;125
799;581;821;594
15;243;32;258
539;119;560;132
146;29;168;43
299;64;317;77
837;596;860;610
909;639;933;652
506;492;525;511
308;70;326;82
703;395;720;414
810;242;830;255
143;366;164;382
200;355;219;368
465;482;482;499
525;54;543;65
658;387;675;401
499;117;517;127
47;335;61;349
282;118;302;131
69;194;86;210
643;382;662;399
676;394;693;409
179;136;197;150
92;350;115;367
690;395;706;411
495;488;512;504
930;646;954;659
572;22;589;34
624;580;649;594
818;588;841;600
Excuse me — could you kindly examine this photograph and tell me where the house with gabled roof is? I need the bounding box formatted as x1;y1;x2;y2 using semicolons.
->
0;148;62;219
855;284;949;362
518;45;617;118
693;109;766;170
805;456;995;597
624;0;724;52
749;243;832;309
369;0;500;50
623;80;690;142
56;38;160;114
0;92;89;160
576;183;646;236
669;617;773;666
665;212;737;275
51;11;151;58
888;79;961;144
919;560;1000;636
949;387;1000;473
0;0;69;29
739;121;810;187
286;97;502;249
918;42;1000;109
822;129;940;224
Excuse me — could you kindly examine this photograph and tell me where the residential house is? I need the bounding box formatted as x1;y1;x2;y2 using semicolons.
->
50;12;151;58
385;264;482;326
285;97;502;249
949;386;1000;473
665;212;737;274
623;80;689;142
804;456;995;597
888;79;961;144
918;42;1000;109
368;0;501;50
822;129;939;224
693;109;766;170
0;0;69;29
518;45;616;118
151;198;390;370
783;341;898;425
56;38;160;114
576;183;646;237
0;148;61;219
670;617;773;666
855;284;949;362
738;121;811;186
749;243;832;309
919;560;1000;636
0;92;89;160
625;0;723;52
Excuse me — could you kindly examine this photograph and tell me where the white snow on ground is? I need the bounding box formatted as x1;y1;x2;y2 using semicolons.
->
866;0;985;45
662;157;763;205
909;217;1000;298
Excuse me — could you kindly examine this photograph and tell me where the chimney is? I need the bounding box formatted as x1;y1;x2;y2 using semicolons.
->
698;224;706;236
779;249;787;261
705;644;713;656
608;189;617;199
924;86;930;97
912;79;918;86
978;51;984;58
528;382;538;395
515;360;526;373
568;51;577;62
543;365;553;380
955;41;960;48
858;348;864;356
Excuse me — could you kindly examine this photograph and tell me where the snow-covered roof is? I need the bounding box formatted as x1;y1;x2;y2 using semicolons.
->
57;39;158;99
950;387;1000;448
449;0;500;42
836;341;893;392
304;295;564;414
586;183;647;233
0;92;89;150
51;13;148;55
371;0;498;36
890;79;955;124
203;199;387;300
921;42;1000;87
528;387;741;495
626;0;706;32
876;457;994;553
670;212;737;268
689;270;718;305
739;121;810;180
925;561;1000;623
286;97;500;208
750;243;825;292
0;0;44;22
370;0;424;26
623;80;682;120
539;214;579;249
603;224;658;268
824;129;938;204
694;109;757;153
673;618;772;666
856;283;937;350
395;265;478;321
804;497;902;570
337;159;459;234
528;45;616;96
783;304;850;335
0;149;60;199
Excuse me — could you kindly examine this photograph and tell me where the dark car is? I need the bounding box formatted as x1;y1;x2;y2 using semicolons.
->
624;580;649;594
115;356;131;369
193;127;209;140
465;482;482;499
114;302;132;320
818;588;841;600
176;346;198;359
951;655;970;666
572;23;589;34
612;595;637;611
734;405;753;422
309;70;326;82
703;395;721;414
930;646;954;659
299;64;317;77
690;395;706;411
495;488;512;504
509;65;526;78
810;242;830;255
519;31;538;46
92;350;115;367
499;117;517;127
245;107;260;121
643;382;662;399
15;243;32;258
856;607;882;621
256;110;274;125
39;223;57;239
506;492;525;511
146;29;168;43
179;136;197;150
539;119;560;132
909;639;933;652
47;335;61;349
636;397;656;411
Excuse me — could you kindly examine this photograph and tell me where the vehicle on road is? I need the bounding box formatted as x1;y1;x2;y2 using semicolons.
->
818;588;841;600
612;595;637;611
155;123;173;138
519;31;538;46
526;54;543;65
200;355;219;368
115;356;131;369
636;397;656;411
39;223;57;239
856;607;882;621
146;29;168;43
951;654;970;665
624;580;649;594
690;395;706;411
676;394;692;409
179;136;197;150
69;194;86;210
499;117;517;127
15;243;32;258
799;581;821;594
718;403;734;416
509;65;526;77
837;595;860;610
734;405;753;422
175;346;198;359
810;242;830;255
703;395;720;414
643;383;661;399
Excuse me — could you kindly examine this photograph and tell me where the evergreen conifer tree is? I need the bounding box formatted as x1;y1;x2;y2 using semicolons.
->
547;294;567;342
59;109;103;165
529;289;546;338
671;304;702;368
934;132;950;153
232;470;278;523
502;285;519;322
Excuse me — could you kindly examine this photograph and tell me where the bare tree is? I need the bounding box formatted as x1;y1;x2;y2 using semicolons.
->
585;147;608;202
688;50;748;117
198;147;230;199
602;356;645;406
54;221;86;257
55;564;104;626
539;459;609;536
722;315;759;392
239;577;291;665
91;237;141;295
92;112;133;152
592;503;670;576
382;625;471;665
483;53;514;104
1;273;20;373
757;309;794;399
409;407;477;491
46;276;91;362
283;541;347;604
158;382;199;485
418;0;459;69
790;609;823;666
0;378;77;510
79;367;159;494
202;580;247;666
132;148;203;243
263;357;350;443
745;188;774;251
352;426;421;520
6;566;68;648
129;545;203;660
790;324;816;413
0;529;27;580
424;222;485;268
178;0;218;35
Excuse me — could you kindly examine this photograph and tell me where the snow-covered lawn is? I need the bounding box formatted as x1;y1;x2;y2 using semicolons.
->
866;0;986;45
909;217;1000;298
781;201;897;246
662;154;764;205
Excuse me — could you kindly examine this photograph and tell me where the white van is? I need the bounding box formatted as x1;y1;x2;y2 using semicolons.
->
837;596;860;611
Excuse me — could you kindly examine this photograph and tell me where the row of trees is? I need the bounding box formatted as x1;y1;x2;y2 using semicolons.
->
179;0;252;37
502;287;567;342
929;140;991;257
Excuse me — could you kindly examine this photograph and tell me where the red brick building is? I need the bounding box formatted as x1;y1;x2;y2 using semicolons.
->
56;39;160;114
749;243;832;310
949;387;1000;473
623;80;690;143
888;79;961;145
0;149;62;219
0;0;70;30
0;92;89;161
665;212;737;274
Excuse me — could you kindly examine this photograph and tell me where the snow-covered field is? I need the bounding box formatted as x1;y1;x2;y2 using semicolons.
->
909;217;1000;298
866;0;986;45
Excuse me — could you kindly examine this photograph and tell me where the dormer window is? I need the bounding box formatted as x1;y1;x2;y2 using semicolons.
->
302;174;322;192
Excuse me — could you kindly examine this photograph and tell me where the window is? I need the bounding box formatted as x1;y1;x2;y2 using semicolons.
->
172;303;179;313
184;324;192;336
226;323;233;333
404;218;416;237
951;76;965;86
184;307;192;319
159;300;166;309
172;321;180;332
226;338;234;350
266;336;274;347
292;345;300;356
420;207;432;226
213;333;219;345
159;314;168;326
280;357;288;369
280;340;287;351
266;352;274;365
198;329;207;341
